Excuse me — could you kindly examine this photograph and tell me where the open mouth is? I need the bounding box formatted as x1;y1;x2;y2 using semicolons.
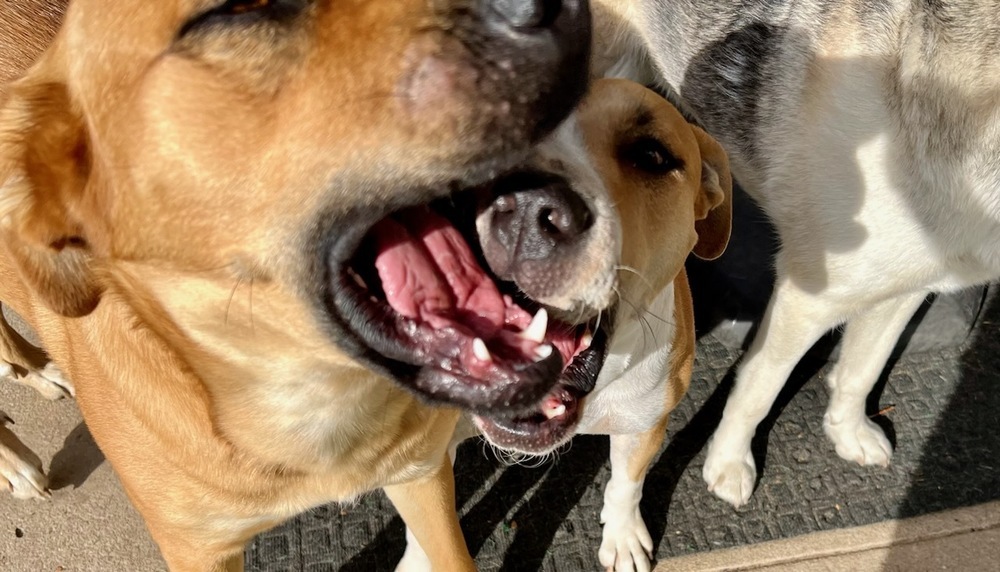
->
326;192;609;416
471;318;610;454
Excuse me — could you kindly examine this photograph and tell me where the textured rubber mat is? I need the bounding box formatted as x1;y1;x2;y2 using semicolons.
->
246;293;1000;572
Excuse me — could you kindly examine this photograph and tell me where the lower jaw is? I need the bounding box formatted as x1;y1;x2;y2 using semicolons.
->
473;413;579;456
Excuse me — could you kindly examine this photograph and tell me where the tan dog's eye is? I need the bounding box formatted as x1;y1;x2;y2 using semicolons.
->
229;0;272;15
621;136;682;175
180;0;304;37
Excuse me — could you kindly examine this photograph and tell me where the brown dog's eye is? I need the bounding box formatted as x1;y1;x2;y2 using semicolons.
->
179;0;305;37
208;0;277;15
227;0;272;14
621;137;683;175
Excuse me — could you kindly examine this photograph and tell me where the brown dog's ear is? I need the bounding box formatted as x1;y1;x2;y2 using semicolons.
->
0;78;103;317
690;125;732;260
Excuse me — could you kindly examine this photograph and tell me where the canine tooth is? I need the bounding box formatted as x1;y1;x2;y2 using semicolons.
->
544;402;566;419
522;308;548;343
473;338;492;362
535;344;553;360
580;331;593;350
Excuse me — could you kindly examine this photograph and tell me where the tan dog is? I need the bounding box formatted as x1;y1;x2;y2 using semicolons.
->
0;1;597;570
400;78;733;572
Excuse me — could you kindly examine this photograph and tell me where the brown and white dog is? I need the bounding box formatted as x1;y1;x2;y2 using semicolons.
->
400;79;733;572
0;0;600;570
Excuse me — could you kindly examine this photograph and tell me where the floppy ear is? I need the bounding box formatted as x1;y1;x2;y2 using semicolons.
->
0;78;103;317
690;125;732;260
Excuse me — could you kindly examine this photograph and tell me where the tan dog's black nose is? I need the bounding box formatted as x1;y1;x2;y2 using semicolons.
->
489;0;561;29
482;178;594;284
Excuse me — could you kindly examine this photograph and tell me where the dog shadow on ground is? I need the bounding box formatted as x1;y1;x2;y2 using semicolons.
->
338;340;829;570
48;421;104;490
914;290;1000;516
884;293;1000;565
341;436;609;571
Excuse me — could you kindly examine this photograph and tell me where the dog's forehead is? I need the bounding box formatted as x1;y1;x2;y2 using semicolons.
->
531;115;607;197
598;90;697;159
575;81;687;144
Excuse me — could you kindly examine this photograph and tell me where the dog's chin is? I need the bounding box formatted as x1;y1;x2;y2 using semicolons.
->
471;320;610;454
320;185;612;417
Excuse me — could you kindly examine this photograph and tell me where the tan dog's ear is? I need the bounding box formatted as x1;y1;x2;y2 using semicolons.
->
690;125;732;260
0;78;103;317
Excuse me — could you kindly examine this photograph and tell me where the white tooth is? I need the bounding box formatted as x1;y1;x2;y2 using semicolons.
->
350;271;366;288
544;402;566;419
522;308;548;344
580;331;593;350
473;338;492;362
535;344;553;360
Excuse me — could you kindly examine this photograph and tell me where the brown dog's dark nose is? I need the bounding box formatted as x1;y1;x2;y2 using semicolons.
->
489;0;561;29
483;178;594;280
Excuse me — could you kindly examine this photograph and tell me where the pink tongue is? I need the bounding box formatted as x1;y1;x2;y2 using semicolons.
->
370;207;580;366
373;208;518;334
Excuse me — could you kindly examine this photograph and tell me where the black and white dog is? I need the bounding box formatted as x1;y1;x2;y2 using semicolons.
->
592;0;1000;508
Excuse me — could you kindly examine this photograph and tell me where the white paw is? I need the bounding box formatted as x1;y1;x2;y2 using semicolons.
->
394;551;432;572
824;413;892;467
702;440;756;508
598;508;654;572
395;531;433;572
0;414;50;500
19;362;74;400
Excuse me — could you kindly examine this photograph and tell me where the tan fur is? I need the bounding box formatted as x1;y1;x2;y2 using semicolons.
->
0;1;594;569
581;80;728;572
455;79;731;572
579;80;731;301
0;0;66;92
622;271;694;484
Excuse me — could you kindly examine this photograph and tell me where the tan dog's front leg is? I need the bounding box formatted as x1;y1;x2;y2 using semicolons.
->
384;457;474;572
0;307;73;400
599;419;668;572
154;530;244;572
0;410;49;499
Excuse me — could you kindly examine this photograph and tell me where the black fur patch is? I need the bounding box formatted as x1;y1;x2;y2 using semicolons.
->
681;21;785;167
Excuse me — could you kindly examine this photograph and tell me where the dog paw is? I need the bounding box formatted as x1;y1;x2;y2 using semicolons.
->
598;508;654;572
394;538;433;572
702;444;756;508
824;413;892;467
0;414;50;500
18;362;74;401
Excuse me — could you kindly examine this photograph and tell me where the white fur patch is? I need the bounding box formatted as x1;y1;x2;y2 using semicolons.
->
576;283;676;436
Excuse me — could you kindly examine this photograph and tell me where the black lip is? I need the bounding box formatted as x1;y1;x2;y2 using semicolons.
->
472;320;612;453
487;310;612;421
325;256;565;414
312;189;598;416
